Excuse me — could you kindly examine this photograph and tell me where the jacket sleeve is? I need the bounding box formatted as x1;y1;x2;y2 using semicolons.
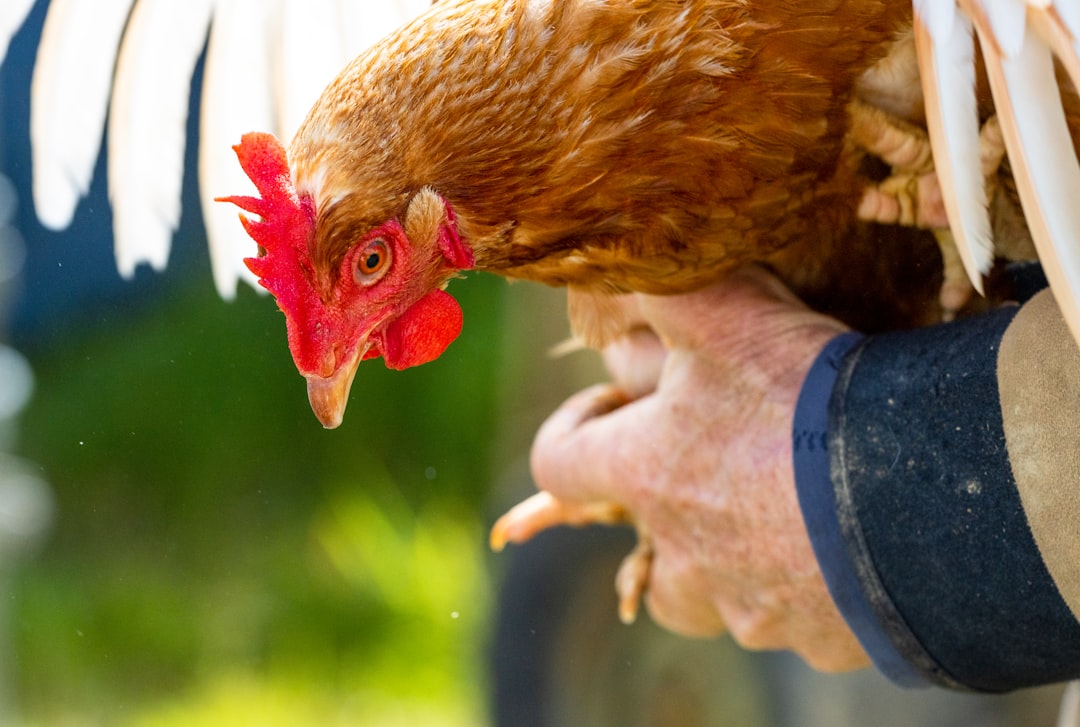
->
793;283;1080;693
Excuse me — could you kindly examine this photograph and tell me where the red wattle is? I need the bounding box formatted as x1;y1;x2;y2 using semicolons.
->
380;289;464;370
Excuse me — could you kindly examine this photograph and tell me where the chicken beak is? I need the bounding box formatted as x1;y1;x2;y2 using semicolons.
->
304;344;366;429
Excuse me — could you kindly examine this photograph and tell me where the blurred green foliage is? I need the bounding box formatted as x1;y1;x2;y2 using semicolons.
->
10;271;516;726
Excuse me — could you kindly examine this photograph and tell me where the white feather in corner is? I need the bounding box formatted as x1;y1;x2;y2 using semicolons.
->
975;0;1080;350
29;0;134;229
1059;4;1080;67
912;0;1080;352
2;0;429;298
108;0;214;277
0;0;36;65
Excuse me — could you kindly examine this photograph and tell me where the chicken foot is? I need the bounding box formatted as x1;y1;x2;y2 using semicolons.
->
491;491;654;624
849;100;1008;318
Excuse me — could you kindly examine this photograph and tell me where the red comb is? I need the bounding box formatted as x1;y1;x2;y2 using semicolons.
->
218;133;331;373
218;132;314;303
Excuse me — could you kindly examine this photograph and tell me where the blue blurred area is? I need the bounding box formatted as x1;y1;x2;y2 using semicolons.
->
0;0;210;348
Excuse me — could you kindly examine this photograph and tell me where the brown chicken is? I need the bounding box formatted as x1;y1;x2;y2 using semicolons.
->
222;0;1041;621
224;0;949;422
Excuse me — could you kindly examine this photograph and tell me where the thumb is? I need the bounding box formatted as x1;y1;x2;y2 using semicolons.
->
529;383;649;504
602;326;668;399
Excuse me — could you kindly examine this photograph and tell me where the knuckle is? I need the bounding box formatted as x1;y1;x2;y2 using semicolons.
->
642;555;725;638
724;608;783;651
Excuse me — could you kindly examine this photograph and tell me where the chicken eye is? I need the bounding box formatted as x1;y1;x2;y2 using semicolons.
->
354;239;391;285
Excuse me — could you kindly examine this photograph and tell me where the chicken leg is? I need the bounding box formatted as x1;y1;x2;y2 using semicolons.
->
849;99;1009;318
491;491;654;624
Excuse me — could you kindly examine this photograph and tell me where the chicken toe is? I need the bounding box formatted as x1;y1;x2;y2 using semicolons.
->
934;229;972;319
849;101;1019;320
489;491;630;552
615;536;654;624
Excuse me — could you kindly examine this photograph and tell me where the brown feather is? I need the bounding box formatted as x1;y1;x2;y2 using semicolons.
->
290;0;935;341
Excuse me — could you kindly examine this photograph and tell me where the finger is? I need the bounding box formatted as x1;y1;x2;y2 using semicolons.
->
796;629;871;672
642;553;727;638
529;383;645;503
722;596;788;652
602;326;667;399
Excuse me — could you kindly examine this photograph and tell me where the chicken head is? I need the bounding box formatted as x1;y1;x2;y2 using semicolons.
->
220;132;475;428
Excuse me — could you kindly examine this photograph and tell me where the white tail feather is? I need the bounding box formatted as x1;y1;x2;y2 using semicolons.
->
913;0;957;43
108;0;213;277
979;0;1029;57
977;11;1080;348
1058;680;1080;727
16;0;431;297
29;0;134;229
275;0;347;143
199;0;278;299
1028;3;1080;93
1054;1;1080;45
914;8;992;292
0;0;35;65
338;0;431;55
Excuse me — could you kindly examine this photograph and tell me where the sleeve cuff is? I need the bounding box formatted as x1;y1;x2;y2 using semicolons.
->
793;331;933;688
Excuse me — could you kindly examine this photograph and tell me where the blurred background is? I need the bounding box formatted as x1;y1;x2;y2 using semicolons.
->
0;2;1073;726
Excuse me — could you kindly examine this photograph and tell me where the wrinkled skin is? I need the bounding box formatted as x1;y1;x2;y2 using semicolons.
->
530;266;870;672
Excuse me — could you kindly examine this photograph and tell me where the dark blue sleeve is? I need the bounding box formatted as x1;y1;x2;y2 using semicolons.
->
793;331;932;688
793;306;1080;692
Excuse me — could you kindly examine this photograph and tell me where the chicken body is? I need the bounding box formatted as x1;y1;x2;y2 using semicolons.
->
289;0;925;331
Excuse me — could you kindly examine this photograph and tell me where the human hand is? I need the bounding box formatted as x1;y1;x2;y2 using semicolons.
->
530;266;870;672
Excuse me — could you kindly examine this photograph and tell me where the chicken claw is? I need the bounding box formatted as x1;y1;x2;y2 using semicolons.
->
615;537;654;624
491;491;654;623
489;491;630;552
934;230;971;320
850;100;1008;318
